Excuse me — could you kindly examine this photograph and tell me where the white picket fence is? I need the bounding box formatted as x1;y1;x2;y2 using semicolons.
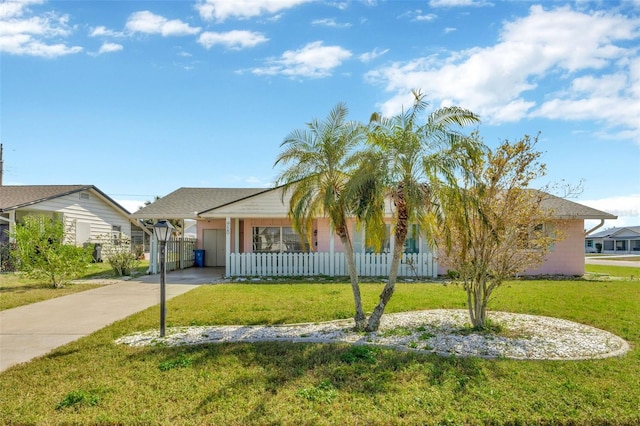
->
228;252;437;278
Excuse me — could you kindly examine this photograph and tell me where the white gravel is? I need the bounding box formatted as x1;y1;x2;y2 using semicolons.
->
115;309;629;360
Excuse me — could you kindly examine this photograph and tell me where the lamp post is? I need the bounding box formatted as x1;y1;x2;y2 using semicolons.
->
153;220;174;337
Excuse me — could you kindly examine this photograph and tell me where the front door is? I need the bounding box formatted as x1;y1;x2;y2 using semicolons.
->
203;229;225;267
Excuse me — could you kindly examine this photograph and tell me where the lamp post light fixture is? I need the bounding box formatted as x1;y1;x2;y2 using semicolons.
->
153;220;174;337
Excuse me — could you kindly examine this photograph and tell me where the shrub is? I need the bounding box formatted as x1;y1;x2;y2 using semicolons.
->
107;250;140;277
10;215;92;288
94;235;141;277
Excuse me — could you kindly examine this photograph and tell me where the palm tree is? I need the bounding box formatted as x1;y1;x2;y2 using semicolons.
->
357;90;482;331
274;103;368;330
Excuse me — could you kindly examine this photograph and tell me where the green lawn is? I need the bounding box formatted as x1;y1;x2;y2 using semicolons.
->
585;263;639;280
1;272;638;425
0;261;149;311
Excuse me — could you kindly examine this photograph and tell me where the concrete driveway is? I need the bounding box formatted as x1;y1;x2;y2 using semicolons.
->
0;267;224;373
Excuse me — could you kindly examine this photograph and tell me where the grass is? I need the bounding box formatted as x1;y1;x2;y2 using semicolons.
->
0;261;149;311
0;269;638;425
585;254;640;261
585;263;639;281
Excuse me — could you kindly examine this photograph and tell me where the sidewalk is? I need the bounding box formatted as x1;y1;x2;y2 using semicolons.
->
585;256;640;268
0;279;200;372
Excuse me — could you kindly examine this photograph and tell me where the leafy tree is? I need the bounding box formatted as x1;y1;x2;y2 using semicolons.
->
275;103;368;330
437;133;561;329
10;215;93;288
356;90;482;331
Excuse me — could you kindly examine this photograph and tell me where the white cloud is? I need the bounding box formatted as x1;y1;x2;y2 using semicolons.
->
582;194;640;229
366;5;640;141
89;25;124;38
195;0;310;22
312;18;352;28
251;41;352;78
359;47;389;63
0;0;43;19
198;30;268;50
115;199;147;214
125;11;201;37
0;1;82;57
400;10;437;22
429;0;492;7
98;42;123;54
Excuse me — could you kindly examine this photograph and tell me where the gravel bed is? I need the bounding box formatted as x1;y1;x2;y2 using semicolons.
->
115;309;629;360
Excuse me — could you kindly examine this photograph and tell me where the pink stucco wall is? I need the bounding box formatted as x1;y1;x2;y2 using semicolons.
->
525;219;585;275
438;219;586;276
314;218;357;252
197;216;586;276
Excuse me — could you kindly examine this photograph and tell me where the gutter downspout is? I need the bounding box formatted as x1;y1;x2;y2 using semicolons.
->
585;219;605;236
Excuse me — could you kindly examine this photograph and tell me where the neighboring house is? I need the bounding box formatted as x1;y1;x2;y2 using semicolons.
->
132;187;616;278
585;226;640;254
0;185;135;250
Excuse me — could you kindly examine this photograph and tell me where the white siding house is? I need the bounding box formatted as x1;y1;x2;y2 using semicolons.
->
0;185;134;248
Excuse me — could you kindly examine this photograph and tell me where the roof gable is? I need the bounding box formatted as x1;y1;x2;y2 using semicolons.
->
587;226;640;238
130;187;267;219
0;185;130;215
199;187;290;218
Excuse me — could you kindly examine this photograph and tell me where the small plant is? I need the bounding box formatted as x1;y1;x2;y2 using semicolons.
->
419;332;435;340
56;389;100;410
445;269;460;280
456;318;504;335
107;250;140;276
380;326;414;337
133;244;145;260
158;353;194;371
95;234;140;277
341;345;379;364
296;380;338;403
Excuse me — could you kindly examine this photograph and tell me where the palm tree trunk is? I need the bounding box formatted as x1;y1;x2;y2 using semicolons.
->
366;199;408;331
337;227;367;331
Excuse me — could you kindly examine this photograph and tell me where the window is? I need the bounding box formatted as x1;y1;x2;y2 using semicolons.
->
365;224;420;254
366;225;390;253
586;240;593;247
615;240;627;251
252;227;309;253
404;224;420;254
604;240;614;251
112;225;122;245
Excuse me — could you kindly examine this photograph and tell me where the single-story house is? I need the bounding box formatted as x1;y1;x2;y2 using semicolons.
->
0;185;137;251
585;226;640;254
132;186;616;278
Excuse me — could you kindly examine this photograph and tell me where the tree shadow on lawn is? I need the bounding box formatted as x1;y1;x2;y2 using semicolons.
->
129;340;488;418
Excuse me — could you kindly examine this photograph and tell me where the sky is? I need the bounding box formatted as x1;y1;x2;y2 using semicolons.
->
1;0;639;230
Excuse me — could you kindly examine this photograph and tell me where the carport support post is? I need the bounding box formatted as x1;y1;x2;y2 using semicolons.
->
225;217;231;278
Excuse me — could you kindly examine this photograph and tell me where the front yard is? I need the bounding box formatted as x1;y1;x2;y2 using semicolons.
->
0;267;638;425
0;261;149;311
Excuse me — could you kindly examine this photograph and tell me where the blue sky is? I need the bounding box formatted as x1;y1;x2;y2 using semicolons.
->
1;0;639;229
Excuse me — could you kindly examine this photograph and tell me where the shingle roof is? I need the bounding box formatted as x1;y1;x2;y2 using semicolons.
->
0;185;131;214
586;226;640;238
129;187;268;219
538;192;617;220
